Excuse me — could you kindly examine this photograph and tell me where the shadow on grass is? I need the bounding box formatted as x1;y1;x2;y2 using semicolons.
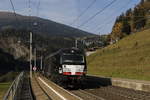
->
81;75;112;90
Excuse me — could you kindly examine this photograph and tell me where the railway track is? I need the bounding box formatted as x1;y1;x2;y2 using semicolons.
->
68;75;150;100
19;74;34;100
31;74;52;100
34;76;52;100
19;73;150;100
105;86;150;100
17;73;52;100
31;74;81;100
70;86;150;100
71;89;105;100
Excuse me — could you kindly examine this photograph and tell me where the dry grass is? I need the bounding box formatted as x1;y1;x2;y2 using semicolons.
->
87;29;150;81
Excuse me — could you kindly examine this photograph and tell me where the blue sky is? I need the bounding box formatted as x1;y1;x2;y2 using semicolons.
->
0;0;141;34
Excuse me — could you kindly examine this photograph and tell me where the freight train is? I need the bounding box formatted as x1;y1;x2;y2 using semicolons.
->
43;47;87;87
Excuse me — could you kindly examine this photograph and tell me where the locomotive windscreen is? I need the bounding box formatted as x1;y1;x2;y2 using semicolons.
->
61;54;84;64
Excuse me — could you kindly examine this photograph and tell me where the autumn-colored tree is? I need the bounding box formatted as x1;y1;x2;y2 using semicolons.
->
109;0;149;41
111;22;125;40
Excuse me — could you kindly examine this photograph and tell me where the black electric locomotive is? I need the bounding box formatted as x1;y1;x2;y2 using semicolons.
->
43;47;87;86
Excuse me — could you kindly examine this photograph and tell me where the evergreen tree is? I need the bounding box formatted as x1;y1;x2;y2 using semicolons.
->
122;18;131;35
133;6;146;30
117;13;125;22
125;8;132;21
140;0;145;5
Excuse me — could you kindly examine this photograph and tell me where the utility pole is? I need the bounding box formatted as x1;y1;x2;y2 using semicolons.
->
75;39;78;48
30;32;32;78
40;56;43;70
34;48;36;68
82;39;85;49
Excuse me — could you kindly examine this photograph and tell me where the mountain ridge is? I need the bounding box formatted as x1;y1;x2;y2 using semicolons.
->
0;11;95;37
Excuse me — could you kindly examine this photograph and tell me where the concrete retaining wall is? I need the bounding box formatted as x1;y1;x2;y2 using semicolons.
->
112;78;150;92
88;75;150;92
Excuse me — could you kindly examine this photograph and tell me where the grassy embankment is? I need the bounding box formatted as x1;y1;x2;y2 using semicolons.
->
87;29;150;81
0;82;11;99
0;72;18;99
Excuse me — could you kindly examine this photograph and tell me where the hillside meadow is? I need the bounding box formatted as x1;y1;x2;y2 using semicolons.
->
87;29;150;81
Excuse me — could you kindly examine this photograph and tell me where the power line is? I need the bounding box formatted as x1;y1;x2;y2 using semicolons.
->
9;0;19;23
9;0;16;15
95;15;149;34
28;0;31;16
96;17;115;34
36;0;41;17
70;0;96;26
77;0;118;28
104;15;149;34
28;0;32;29
94;0;132;33
71;0;118;43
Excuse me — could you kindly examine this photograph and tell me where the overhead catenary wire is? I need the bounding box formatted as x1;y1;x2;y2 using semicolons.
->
71;0;118;38
94;0;132;33
33;0;41;27
95;1;148;34
92;0;147;34
9;0;16;16
77;0;118;28
28;0;32;29
36;0;41;17
70;0;97;26
96;15;148;34
28;0;31;16
98;18;115;34
95;15;149;34
9;0;19;23
71;0;117;48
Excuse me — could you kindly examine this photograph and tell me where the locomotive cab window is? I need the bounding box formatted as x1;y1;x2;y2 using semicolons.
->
61;54;84;64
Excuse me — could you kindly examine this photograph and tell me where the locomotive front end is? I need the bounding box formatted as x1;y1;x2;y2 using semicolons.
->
59;49;87;77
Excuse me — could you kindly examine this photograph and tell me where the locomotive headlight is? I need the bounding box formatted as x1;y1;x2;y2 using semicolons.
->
62;65;66;68
59;67;62;74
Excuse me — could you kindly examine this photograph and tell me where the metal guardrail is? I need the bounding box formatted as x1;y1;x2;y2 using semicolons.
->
3;72;24;100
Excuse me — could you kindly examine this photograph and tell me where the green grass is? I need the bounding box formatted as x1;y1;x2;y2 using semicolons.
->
0;72;18;99
87;28;150;81
0;82;11;99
